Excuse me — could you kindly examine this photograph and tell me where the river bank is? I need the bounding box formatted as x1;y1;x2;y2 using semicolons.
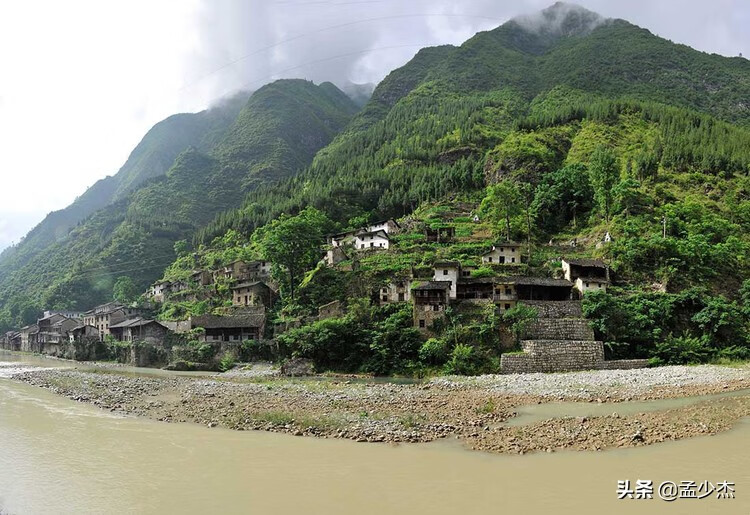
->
5;356;750;454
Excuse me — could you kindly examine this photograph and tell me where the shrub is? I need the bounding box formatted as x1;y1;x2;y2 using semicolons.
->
444;344;477;375
219;351;237;372
419;338;450;366
651;334;714;365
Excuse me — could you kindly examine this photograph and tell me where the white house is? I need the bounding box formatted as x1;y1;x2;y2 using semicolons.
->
481;242;522;264
432;261;461;299
561;258;610;295
354;230;390;251
329;219;400;248
574;277;608;294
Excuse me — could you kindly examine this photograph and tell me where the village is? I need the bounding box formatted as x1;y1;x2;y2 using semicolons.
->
0;215;646;374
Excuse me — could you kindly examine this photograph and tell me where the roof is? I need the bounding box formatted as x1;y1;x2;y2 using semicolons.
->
191;313;266;329
576;276;610;284
109;318;167;330
458;277;496;285
231;281;271;291
72;324;98;331
412;281;452;291
497;276;573;287
434;260;461;268
356;229;390;239
493;241;522;248
370;218;400;228
563;258;608;268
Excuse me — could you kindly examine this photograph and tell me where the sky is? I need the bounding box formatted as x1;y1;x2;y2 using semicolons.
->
0;0;747;252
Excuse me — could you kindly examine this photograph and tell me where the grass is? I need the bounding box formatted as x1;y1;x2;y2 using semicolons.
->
476;399;496;415
251;410;346;430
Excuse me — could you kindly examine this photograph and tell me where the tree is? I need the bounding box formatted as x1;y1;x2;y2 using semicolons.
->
254;207;333;301
589;145;619;223
479;180;522;241
113;276;138;305
173;240;189;258
532;163;593;232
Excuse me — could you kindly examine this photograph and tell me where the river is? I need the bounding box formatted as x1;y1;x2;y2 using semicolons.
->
0;355;748;514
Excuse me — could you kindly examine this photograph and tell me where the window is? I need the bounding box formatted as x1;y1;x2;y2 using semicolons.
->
398;293;405;301
361;244;364;249
382;296;388;302
585;282;590;288
488;257;493;263
443;269;448;276
505;304;511;310
505;288;512;295
419;319;426;328
370;242;374;248
511;258;516;263
432;305;440;312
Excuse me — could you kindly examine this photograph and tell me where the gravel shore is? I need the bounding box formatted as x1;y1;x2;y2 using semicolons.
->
8;363;750;454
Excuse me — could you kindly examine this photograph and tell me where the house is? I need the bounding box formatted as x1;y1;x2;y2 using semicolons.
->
329;219;400;249
109;318;171;346
83;303;139;340
354;230;390;251
19;324;39;352
561;258;610;295
4;331;21;351
70;324;99;343
456;277;495;301
424;225;455;243
231;281;276;308
190;312;266;343
324;245;349;266
147;281;172;302
378;279;412;305
411;281;451;332
38;316;80;354
191;270;214;287
481;242;522;265
432;261;462;300
41;309;85;319
216;260;252;283
509;277;574;301
492;279;518;311
318;300;343;320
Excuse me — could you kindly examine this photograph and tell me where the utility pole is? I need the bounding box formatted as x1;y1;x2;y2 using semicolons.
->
662;216;667;238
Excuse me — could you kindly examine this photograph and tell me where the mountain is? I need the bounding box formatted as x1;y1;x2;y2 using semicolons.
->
201;1;750;240
0;90;250;277
0;80;357;329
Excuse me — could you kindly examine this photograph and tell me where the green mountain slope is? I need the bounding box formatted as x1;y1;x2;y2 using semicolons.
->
199;2;750;241
0;80;357;329
0;91;250;279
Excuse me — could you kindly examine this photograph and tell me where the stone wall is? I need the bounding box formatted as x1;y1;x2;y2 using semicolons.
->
525;318;595;341
501;340;604;374
522;300;582;318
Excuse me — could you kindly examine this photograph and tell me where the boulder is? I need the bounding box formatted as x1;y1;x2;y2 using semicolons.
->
281;358;315;377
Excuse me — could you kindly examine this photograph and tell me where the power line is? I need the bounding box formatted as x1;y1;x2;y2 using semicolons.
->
179;13;503;91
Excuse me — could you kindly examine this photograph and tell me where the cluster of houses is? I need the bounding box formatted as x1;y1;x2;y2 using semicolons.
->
1;215;612;357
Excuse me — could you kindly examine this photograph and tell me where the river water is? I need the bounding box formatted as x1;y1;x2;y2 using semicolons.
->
0;355;748;514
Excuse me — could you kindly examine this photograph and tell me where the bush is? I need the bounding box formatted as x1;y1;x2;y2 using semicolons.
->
219;351;237;372
444;344;477;375
171;340;216;364
419;338;450;366
651;334;714;365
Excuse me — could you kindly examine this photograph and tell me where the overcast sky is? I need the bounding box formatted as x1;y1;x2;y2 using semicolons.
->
0;0;747;251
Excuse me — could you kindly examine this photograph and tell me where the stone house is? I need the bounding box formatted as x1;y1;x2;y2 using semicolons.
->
191;270;214;287
412;281;451;332
19;324;39;352
378;279;412;305
329;219;400;249
231;281;276;308
4;331;21;351
432;261;461;300
190;312;266;343
147;281;172;302
368;218;401;235
424;226;455;243
109;318;171;346
324;245;349;266
456;277;495;301
83;303;139;340
481;242;522;264
318;300;343;320
561;258;610;295
70;324;99;343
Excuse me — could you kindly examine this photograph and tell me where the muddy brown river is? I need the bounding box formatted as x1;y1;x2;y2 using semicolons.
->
0;355;748;514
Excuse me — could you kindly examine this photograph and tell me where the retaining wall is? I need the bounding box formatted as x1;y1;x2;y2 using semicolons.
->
525;318;595;341
522;300;582;318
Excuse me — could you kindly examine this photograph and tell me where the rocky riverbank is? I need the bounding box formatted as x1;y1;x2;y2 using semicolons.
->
8;363;750;454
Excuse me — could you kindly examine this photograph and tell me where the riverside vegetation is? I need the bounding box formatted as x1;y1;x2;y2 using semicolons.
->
1;3;750;376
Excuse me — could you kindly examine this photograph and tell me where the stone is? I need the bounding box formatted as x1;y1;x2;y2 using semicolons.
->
280;358;315;377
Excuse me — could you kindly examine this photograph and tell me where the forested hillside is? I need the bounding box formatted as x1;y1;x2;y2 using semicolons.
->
0;90;250;281
0;80;357;330
152;3;750;373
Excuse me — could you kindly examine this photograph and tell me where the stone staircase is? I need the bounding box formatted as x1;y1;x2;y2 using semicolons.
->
500;300;646;374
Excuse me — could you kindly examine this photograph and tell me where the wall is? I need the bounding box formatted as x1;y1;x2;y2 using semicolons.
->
521;300;582;318
524;318;595;341
501;340;605;374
